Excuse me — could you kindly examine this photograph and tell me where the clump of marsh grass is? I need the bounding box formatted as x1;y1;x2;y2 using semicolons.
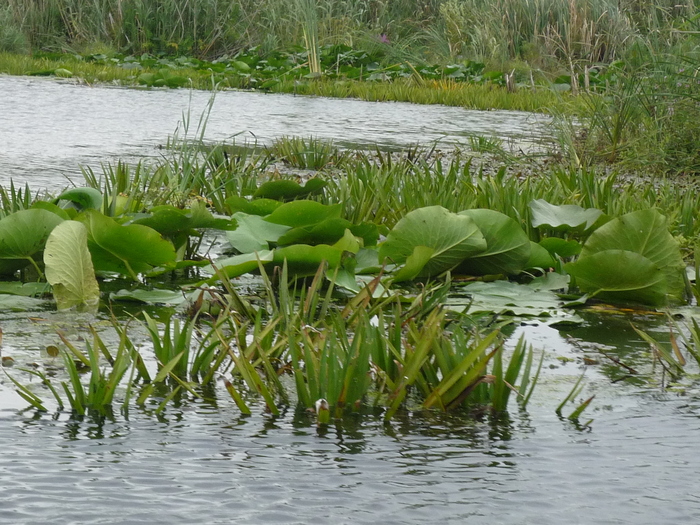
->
268;136;346;170
7;263;542;420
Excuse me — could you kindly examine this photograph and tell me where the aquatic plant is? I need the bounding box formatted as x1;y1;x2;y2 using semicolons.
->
268;136;345;170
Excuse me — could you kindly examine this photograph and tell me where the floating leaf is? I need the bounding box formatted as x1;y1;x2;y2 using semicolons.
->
379;206;486;278
567;209;685;305
56;187;103;211
539;237;582;258
566;250;668;306
44;221;100;311
529;199;603;233
226;196;282;216
456;209;530;275
206;250;275;281
79;210;176;277
227;212;291;253
0;282;51;296
446;276;580;322
264;201;342;227
109;288;188;305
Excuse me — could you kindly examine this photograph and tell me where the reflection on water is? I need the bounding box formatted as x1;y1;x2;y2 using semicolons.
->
0;75;551;192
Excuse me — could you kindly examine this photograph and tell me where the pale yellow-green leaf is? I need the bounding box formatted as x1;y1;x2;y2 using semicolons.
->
44;221;100;311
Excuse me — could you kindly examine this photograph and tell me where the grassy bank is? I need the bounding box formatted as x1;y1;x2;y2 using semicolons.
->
0;51;574;113
1;0;696;73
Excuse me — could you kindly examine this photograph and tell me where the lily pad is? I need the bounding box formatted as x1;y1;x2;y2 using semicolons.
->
264;201;342;227
44;220;100;311
0;209;65;274
273;244;343;275
56;187;103;211
529;199;603;233
456;209;530;275
566;250;668;306
79;210;176;277
539;237;582;258
109;288;188;305
379;206;486;278
0;282;51;296
277;218;353;246
206;250;274;281
393;246;435;282
567;209;685;304
227;212;291;253
226;196;282;216
253;178;327;201
446;277;579;321
133;202;235;236
524;241;556;270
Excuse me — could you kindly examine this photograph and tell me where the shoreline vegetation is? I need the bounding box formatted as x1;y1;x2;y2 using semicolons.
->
0;0;698;174
0;51;570;113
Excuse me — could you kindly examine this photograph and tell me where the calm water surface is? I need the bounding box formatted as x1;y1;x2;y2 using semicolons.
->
0;75;549;192
0;76;699;523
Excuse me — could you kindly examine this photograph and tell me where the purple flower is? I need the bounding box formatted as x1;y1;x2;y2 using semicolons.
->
379;34;390;44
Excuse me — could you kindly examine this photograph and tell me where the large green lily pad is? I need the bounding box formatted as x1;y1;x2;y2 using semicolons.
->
456;209;530;275
379;206;486;278
0;209;65;274
227;212;291;253
264;201;342;227
566;249;668;306
566;209;685;305
79;210;176;277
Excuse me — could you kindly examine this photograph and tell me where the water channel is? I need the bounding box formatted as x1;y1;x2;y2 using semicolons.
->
0;75;549;191
1;75;699;523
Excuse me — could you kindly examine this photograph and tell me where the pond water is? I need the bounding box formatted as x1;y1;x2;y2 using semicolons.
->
0;75;550;192
1;76;700;523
